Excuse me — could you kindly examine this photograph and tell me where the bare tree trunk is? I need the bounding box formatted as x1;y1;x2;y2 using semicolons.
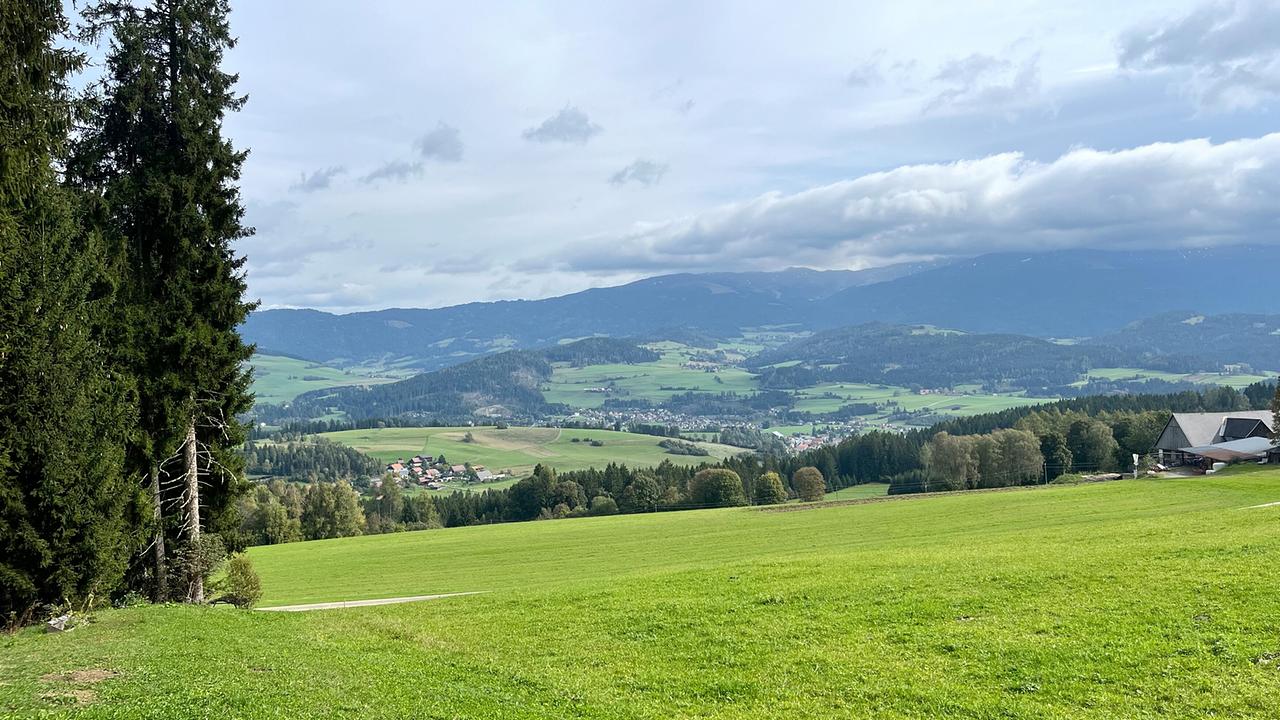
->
151;463;167;602
182;420;203;603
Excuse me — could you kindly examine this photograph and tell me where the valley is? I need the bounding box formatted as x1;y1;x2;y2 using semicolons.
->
317;425;745;487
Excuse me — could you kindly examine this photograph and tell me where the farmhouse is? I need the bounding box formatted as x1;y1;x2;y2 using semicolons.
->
1154;411;1275;465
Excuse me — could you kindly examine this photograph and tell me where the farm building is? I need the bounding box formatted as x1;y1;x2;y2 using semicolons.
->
1155;411;1275;465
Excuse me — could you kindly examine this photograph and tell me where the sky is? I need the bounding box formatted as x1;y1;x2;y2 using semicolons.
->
146;0;1280;311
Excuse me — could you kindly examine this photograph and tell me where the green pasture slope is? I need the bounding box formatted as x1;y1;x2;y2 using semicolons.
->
316;425;745;477
542;342;760;409
1084;367;1276;388
248;354;402;405
790;382;1048;422
5;468;1280;718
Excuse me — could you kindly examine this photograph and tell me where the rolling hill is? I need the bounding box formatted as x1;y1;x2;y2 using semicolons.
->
6;467;1279;717
262;337;657;422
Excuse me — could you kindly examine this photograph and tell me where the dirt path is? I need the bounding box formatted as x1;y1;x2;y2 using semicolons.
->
257;591;486;612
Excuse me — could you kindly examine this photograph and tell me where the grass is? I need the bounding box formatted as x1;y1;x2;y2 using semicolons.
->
542;345;759;409
790;382;1048;423
247;354;403;405
315;425;745;477
1085;367;1277;388
4;467;1280;717
822;482;890;501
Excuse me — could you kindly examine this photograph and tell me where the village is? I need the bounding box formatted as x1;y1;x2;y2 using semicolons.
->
379;454;508;491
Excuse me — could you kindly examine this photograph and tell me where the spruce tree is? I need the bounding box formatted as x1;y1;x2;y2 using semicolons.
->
0;0;139;616
74;0;255;603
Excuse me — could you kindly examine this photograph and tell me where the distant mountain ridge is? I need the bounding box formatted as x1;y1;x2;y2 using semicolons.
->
243;246;1280;368
242;265;926;369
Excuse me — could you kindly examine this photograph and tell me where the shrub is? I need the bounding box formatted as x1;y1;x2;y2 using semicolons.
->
588;495;619;516
219;555;262;609
689;469;747;507
754;471;788;505
792;467;826;502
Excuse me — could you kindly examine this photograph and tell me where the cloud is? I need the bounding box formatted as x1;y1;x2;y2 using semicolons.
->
1117;0;1280;110
361;159;424;184
551;133;1280;273
289;166;346;193
521;105;603;144
926;52;1041;114
609;159;668;187
415;122;464;162
846;50;887;87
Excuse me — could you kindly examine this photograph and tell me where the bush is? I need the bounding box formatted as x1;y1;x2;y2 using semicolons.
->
887;469;930;495
792;466;826;502
754;471;788;505
689;469;747;507
218;554;263;609
588;495;619;516
659;438;710;456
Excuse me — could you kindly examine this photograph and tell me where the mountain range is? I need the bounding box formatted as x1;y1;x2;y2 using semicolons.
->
242;246;1280;369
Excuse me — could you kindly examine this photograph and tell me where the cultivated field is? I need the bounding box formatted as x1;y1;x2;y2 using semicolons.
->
5;468;1279;717
542;344;759;409
789;382;1049;422
248;354;403;405
1084;367;1277;388
316;425;745;479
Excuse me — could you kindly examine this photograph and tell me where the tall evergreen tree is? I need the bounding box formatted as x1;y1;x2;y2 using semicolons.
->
0;0;139;616
73;0;255;603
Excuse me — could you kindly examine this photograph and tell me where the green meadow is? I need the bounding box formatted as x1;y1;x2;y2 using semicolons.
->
5;467;1280;717
542;344;760;409
248;354;403;405
1084;367;1277;388
789;382;1048;421
315;425;745;477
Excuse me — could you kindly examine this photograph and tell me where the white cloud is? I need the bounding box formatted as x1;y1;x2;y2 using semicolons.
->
1118;0;1280;110
415;122;464;162
926;51;1042;115
609;159;668;187
361;159;424;184
521;105;603;144
289;166;346;193
556;133;1280;272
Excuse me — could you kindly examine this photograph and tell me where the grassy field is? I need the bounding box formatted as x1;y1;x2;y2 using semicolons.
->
1085;367;1276;388
542;344;760;409
316;425;745;477
790;382;1049;421
248;354;404;405
4;468;1280;717
822;482;890;501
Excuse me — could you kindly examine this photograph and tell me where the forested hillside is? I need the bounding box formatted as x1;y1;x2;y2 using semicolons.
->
260;337;661;422
748;323;1124;390
1090;312;1280;371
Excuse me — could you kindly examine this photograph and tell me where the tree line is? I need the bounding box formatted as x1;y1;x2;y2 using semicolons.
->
2;0;253;618
240;440;383;485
